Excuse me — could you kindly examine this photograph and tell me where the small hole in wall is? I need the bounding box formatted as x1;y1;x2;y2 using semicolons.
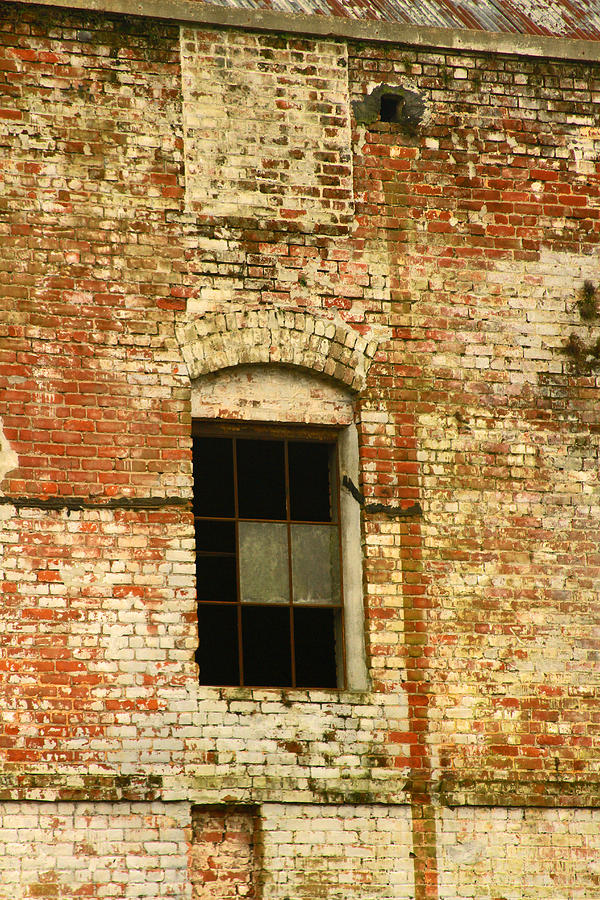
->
380;93;404;123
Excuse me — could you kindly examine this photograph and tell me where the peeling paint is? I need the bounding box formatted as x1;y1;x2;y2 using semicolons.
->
0;419;18;493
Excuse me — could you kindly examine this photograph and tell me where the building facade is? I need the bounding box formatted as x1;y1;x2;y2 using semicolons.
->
1;0;600;896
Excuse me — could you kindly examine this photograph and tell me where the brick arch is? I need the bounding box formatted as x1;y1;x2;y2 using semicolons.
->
176;307;379;392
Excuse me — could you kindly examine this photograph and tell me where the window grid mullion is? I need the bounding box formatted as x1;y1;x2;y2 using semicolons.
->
284;439;296;689
334;442;346;689
232;437;245;687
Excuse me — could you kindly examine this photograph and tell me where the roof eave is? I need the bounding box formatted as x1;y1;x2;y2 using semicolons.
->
9;0;600;61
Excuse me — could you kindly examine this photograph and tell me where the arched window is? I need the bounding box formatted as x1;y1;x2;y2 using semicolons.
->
191;364;368;692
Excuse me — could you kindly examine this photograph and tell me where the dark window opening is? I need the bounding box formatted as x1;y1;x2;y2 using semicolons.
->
294;607;339;689
192;437;234;517
237;438;286;519
192;427;344;689
380;93;404;123
242;606;292;687
288;440;333;522
196;604;239;686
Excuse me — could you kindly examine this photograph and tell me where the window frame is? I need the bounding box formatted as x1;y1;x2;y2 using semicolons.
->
192;419;348;691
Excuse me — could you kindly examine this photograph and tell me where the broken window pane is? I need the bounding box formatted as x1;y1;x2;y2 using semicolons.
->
294;607;339;688
237;439;286;519
196;555;237;603
197;604;239;686
195;520;235;554
193;437;235;517
242;606;292;687
288;440;334;522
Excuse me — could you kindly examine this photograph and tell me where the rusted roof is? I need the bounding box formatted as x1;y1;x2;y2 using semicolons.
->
197;0;600;40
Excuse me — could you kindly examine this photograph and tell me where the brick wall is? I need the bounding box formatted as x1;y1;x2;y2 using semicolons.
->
1;2;600;897
0;801;190;898
258;803;414;899
190;805;257;899
180;28;353;227
348;40;600;789
437;807;600;898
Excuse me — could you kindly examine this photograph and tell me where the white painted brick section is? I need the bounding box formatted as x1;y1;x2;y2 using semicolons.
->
0;802;191;900
180;29;353;226
260;803;415;899
437;807;600;899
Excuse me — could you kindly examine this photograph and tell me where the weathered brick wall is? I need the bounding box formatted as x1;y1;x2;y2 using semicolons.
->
0;6;187;504
180;28;353;227
0;0;195;762
0;1;407;790
437;807;600;898
1;1;600;897
190;805;257;899
258;803;414;899
0;801;190;898
349;41;600;791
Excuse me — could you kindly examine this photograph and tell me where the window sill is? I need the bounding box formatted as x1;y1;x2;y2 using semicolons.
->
197;684;372;704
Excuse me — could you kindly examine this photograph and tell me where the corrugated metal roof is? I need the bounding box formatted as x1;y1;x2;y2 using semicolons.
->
196;0;600;40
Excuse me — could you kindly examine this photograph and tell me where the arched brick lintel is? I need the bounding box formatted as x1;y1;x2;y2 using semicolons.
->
176;308;379;393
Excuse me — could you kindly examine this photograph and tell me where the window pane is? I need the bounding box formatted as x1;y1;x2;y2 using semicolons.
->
239;522;289;604
242;607;292;687
291;524;340;605
193;437;235;517
237;439;286;519
294;607;339;688
197;605;239;686
196;556;237;603
288;441;333;522
195;520;235;554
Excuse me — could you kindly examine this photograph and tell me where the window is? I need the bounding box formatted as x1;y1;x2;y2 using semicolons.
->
193;423;345;689
379;92;404;123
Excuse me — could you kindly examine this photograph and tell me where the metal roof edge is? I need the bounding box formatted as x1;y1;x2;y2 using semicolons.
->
8;0;600;62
